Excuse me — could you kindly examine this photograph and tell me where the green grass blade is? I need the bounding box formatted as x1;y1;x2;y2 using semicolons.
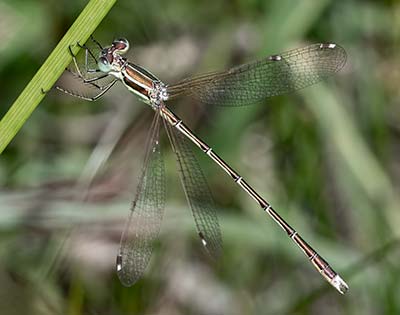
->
0;0;117;154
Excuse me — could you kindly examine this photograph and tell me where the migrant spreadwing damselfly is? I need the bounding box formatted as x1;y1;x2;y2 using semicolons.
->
47;37;348;294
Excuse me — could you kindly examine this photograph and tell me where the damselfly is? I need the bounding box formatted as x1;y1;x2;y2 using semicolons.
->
49;37;348;294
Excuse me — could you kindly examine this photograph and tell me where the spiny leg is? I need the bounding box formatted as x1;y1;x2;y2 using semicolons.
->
69;43;105;83
54;78;117;101
47;39;117;100
41;40;111;96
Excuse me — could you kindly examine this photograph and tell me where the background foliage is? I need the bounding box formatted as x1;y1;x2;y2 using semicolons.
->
1;0;400;314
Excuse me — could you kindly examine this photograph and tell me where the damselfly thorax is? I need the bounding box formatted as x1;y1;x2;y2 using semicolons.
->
96;39;168;107
120;64;167;107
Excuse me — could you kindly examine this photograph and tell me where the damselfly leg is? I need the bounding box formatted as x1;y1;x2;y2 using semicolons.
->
54;38;117;101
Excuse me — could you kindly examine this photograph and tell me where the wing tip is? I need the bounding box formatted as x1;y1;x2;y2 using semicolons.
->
198;231;223;260
319;42;347;72
116;253;144;287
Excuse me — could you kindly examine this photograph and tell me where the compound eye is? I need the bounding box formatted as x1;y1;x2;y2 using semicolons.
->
113;38;129;54
98;56;112;72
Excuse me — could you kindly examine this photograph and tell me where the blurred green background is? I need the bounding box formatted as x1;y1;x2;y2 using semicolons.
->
1;0;400;314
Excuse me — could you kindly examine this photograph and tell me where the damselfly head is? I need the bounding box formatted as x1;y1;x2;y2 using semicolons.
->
97;39;129;73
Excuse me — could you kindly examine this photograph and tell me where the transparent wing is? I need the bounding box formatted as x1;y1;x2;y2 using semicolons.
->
166;43;346;106
163;119;222;259
116;111;165;287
